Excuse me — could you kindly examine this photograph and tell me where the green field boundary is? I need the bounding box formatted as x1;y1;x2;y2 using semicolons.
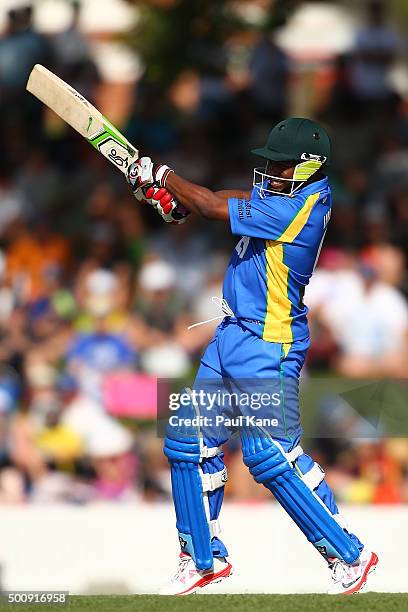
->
1;593;407;612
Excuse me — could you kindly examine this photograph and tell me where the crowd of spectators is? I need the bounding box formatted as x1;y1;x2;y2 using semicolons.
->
0;1;407;505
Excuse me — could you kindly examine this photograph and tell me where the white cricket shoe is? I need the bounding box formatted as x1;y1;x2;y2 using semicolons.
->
159;553;233;596
328;549;379;595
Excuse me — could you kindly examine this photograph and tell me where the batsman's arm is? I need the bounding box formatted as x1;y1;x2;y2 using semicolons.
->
127;157;250;222
166;172;250;221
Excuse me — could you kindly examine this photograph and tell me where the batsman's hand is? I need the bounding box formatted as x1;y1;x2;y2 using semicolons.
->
127;157;190;224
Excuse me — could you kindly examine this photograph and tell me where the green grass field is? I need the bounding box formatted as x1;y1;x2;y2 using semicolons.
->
2;594;408;612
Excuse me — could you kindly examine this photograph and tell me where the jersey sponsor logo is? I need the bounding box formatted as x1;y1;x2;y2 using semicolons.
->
237;199;252;221
238;200;244;220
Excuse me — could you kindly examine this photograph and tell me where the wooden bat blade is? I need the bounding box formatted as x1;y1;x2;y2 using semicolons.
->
26;64;139;174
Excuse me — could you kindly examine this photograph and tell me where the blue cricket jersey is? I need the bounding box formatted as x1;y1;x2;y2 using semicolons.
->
224;177;332;343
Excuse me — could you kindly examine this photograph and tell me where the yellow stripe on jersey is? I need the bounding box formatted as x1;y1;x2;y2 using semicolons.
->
282;343;291;359
277;192;320;244
264;241;293;342
263;192;320;343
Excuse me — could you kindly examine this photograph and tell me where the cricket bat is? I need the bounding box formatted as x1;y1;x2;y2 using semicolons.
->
26;64;138;174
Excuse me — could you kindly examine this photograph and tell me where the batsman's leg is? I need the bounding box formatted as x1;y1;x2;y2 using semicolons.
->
241;427;361;563
161;332;233;594
164;387;229;569
292;447;363;554
162;387;232;595
232;336;364;564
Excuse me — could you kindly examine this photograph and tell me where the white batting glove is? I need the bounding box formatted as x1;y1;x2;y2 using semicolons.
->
127;157;174;202
127;158;189;224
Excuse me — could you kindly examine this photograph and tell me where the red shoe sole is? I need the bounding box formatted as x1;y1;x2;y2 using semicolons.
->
177;563;233;596
341;552;379;595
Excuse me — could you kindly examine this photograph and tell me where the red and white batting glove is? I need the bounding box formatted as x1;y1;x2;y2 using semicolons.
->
127;157;189;224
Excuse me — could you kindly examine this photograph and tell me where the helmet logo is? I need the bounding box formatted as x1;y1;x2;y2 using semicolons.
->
301;152;327;164
313;132;320;140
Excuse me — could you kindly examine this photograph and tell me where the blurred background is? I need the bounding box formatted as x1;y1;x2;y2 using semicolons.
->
0;0;407;517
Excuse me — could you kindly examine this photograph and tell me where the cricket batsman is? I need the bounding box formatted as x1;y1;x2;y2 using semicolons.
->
127;118;379;595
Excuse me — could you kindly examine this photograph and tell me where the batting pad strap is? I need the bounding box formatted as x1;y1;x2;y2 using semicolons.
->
201;467;228;492
302;463;325;490
286;445;303;463
201;445;222;459
209;519;222;539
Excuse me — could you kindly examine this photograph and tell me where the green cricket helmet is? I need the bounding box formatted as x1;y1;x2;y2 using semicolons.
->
252;117;331;197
